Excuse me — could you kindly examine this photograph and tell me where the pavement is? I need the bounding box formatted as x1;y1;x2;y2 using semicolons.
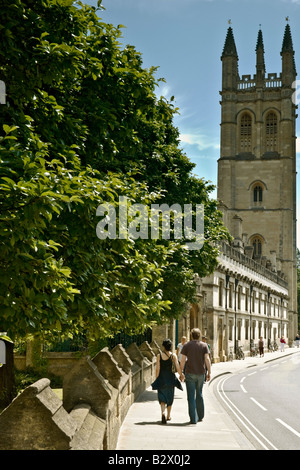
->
116;346;300;451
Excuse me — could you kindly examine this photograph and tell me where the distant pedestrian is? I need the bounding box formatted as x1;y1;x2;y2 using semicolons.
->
295;334;300;348
180;328;211;424
280;336;286;352
151;339;184;424
202;336;211;359
258;336;264;357
176;336;187;363
202;336;212;379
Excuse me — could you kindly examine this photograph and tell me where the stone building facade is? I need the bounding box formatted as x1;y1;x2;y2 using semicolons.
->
153;24;298;360
201;241;289;361
216;23;297;350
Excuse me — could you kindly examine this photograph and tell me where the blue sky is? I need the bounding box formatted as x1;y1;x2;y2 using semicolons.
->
87;0;300;245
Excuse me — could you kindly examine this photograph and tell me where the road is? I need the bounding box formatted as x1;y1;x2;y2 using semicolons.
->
212;352;300;450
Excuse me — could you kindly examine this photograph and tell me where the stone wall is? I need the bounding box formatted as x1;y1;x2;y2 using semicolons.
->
0;340;160;450
14;351;83;378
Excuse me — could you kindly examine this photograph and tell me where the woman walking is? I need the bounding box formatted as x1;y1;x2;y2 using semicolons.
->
280;336;286;352
152;339;184;424
258;336;264;357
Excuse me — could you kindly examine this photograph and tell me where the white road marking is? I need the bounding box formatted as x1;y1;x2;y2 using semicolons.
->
217;376;278;450
250;397;267;411
276;419;300;438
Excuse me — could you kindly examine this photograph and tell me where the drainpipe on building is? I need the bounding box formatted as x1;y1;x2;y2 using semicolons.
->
267;291;271;350
250;284;253;352
280;297;283;338
234;277;239;354
225;273;230;359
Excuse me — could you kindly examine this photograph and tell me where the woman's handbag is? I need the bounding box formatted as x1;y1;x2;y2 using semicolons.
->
172;353;183;390
174;375;183;391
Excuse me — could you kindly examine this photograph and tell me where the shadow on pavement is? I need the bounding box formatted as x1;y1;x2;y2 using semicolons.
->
134;420;192;427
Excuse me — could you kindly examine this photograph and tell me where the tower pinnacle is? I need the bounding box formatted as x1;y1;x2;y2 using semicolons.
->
256;28;265;85
221;27;239;91
281;23;294;53
281;23;296;84
256;29;264;52
222;27;238;58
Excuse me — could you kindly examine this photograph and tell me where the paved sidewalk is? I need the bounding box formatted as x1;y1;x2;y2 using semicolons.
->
116;347;300;450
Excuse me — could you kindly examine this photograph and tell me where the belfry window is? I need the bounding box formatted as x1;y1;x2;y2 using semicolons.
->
252;237;263;256
253;184;263;202
266;112;277;151
240;113;252;152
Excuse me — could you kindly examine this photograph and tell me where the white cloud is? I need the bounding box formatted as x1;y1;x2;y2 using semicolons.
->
180;132;220;153
155;84;172;100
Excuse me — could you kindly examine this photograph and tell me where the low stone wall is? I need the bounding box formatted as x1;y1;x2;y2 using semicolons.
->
14;351;83;377
0;341;160;450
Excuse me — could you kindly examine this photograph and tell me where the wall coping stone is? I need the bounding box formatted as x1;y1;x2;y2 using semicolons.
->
139;341;156;361
0;378;76;450
92;347;124;389
111;344;133;374
63;356;113;420
126;342;150;366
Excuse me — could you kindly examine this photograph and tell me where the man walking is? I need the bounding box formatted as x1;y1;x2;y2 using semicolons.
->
180;328;211;424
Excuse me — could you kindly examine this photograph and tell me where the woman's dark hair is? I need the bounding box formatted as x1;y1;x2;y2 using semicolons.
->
162;339;172;351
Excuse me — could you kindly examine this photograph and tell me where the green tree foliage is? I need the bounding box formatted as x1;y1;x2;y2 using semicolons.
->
0;0;229;342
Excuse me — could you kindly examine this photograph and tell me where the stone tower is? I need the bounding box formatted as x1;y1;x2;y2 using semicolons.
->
218;24;298;340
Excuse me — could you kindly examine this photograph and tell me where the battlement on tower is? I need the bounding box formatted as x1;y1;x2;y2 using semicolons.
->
237;73;282;90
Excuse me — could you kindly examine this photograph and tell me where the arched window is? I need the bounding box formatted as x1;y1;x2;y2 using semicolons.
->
265;112;277;152
250;181;265;205
253;184;263;202
251;236;264;257
240;113;252;152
